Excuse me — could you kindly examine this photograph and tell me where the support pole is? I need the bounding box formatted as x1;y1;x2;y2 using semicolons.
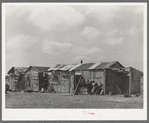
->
129;68;132;96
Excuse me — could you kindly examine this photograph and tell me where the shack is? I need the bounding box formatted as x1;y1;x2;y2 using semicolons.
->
25;66;50;92
46;61;143;96
73;61;129;95
125;67;143;96
47;61;130;95
7;67;28;91
47;64;81;93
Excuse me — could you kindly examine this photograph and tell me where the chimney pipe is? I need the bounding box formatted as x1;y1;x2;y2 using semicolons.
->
81;60;83;64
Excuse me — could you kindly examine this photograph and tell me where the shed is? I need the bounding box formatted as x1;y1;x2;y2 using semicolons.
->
73;61;128;95
47;64;80;93
25;66;50;92
47;61;129;95
7;67;28;91
125;67;143;95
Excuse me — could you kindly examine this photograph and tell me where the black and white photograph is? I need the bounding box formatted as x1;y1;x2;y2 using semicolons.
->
2;3;147;120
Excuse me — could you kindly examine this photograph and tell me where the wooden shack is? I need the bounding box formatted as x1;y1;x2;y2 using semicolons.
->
125;67;143;95
73;61;128;95
25;66;49;92
7;67;28;91
47;61;130;95
47;64;80;93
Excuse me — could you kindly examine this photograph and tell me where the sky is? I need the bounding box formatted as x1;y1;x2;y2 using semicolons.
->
4;4;144;74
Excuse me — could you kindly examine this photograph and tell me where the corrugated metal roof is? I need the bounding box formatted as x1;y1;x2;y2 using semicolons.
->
48;64;60;71
48;64;67;71
94;62;110;69
69;64;82;71
73;61;122;70
88;63;101;69
74;63;95;70
103;61;117;69
47;61;124;71
48;64;82;71
60;65;75;71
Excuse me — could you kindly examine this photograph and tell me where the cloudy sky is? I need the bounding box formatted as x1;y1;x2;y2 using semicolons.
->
4;3;144;73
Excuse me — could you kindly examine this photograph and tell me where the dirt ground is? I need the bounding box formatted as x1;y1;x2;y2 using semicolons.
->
6;92;143;109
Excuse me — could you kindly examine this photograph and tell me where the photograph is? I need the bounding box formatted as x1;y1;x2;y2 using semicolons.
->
2;3;147;120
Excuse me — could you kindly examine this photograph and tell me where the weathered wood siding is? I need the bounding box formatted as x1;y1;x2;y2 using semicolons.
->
130;68;142;93
61;74;70;93
140;76;143;95
25;68;39;91
104;69;128;94
92;70;104;85
70;75;74;93
74;70;104;85
8;75;18;91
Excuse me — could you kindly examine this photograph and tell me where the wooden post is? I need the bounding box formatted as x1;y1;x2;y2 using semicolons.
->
129;68;132;96
60;71;61;93
103;69;106;95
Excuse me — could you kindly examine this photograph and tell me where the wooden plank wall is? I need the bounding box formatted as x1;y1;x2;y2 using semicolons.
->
105;69;128;94
140;76;143;95
25;68;39;91
130;67;142;93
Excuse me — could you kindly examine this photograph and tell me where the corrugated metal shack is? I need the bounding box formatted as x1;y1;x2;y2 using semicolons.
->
73;61;129;95
47;64;81;93
25;66;50;92
46;61;133;95
7;67;28;91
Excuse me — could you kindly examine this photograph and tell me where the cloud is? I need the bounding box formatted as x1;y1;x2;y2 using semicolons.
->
5;5;31;17
105;29;119;36
6;5;85;31
81;26;101;40
42;40;72;55
6;34;39;50
104;37;124;45
97;56;106;61
73;46;102;55
84;6;120;23
72;56;88;62
28;6;85;31
120;6;144;15
126;26;143;35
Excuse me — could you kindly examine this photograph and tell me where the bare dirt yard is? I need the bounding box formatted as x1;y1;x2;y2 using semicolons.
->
6;92;143;109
